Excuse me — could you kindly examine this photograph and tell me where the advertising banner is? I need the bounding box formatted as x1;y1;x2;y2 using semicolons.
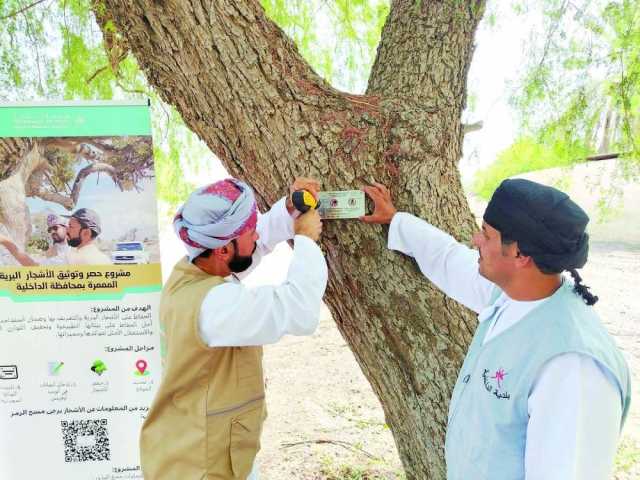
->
0;101;162;480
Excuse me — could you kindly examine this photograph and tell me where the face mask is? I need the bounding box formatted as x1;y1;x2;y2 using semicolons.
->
228;240;256;273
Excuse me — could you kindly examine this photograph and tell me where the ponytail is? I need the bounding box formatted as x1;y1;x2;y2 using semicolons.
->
569;269;598;306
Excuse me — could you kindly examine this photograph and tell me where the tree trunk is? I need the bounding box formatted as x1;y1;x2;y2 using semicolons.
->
0;140;49;248
96;1;487;477
0;174;31;251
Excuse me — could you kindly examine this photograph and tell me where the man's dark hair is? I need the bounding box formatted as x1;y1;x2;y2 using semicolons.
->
79;222;98;240
195;249;213;262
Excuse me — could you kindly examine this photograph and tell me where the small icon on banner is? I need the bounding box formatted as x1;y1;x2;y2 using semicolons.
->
90;360;107;376
0;365;18;380
48;361;64;376
135;359;149;377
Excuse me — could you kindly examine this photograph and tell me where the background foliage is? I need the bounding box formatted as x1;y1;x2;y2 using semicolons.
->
473;0;639;199
0;0;637;205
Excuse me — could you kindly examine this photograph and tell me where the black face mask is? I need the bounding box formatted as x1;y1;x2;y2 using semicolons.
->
228;240;256;273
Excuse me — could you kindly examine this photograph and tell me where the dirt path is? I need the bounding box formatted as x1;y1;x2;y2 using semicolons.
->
259;305;403;479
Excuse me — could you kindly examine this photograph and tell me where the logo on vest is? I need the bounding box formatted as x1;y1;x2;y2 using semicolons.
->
482;368;511;400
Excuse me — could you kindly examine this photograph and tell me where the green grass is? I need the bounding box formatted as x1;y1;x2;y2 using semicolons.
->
315;436;640;479
614;437;640;477
325;401;387;430
318;455;405;480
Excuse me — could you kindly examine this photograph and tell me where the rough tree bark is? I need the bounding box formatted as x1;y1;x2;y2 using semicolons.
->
95;1;487;477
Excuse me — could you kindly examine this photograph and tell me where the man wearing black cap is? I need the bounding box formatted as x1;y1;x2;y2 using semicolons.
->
63;208;110;265
361;179;631;480
0;207;110;266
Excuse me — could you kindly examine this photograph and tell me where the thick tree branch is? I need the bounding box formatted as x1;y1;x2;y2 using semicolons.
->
95;0;350;184
30;187;74;210
368;0;486;105
463;120;483;134
364;0;486;235
70;162;120;204
0;138;34;180
16;142;48;184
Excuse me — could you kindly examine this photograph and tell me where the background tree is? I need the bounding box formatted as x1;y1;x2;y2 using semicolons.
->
472;0;640;207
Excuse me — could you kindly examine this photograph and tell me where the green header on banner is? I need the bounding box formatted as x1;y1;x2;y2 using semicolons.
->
0;102;151;137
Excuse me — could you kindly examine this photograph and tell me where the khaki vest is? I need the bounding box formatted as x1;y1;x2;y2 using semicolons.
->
140;258;266;480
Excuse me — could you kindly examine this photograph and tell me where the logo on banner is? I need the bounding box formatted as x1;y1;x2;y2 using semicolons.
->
48;361;64;376
0;365;18;380
90;360;107;376
134;359;149;377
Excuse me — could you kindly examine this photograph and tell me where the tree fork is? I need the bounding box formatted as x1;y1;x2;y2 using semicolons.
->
95;0;487;477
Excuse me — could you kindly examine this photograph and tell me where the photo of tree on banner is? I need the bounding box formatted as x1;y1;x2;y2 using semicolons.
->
0;135;159;267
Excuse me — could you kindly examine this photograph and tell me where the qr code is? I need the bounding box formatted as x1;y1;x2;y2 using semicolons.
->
61;419;111;462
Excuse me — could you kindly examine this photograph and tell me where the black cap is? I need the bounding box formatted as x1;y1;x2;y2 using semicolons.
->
64;208;102;236
483;179;589;272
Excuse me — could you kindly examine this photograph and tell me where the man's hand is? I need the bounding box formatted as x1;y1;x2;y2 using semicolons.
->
360;183;398;225
294;209;322;242
286;177;321;214
0;233;37;266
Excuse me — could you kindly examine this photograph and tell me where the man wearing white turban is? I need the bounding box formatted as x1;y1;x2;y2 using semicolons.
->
44;213;69;262
140;177;327;480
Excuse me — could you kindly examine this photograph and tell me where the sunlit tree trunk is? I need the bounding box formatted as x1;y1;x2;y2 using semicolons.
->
0;139;45;247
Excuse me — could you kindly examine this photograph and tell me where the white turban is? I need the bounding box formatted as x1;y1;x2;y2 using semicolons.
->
173;178;258;262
